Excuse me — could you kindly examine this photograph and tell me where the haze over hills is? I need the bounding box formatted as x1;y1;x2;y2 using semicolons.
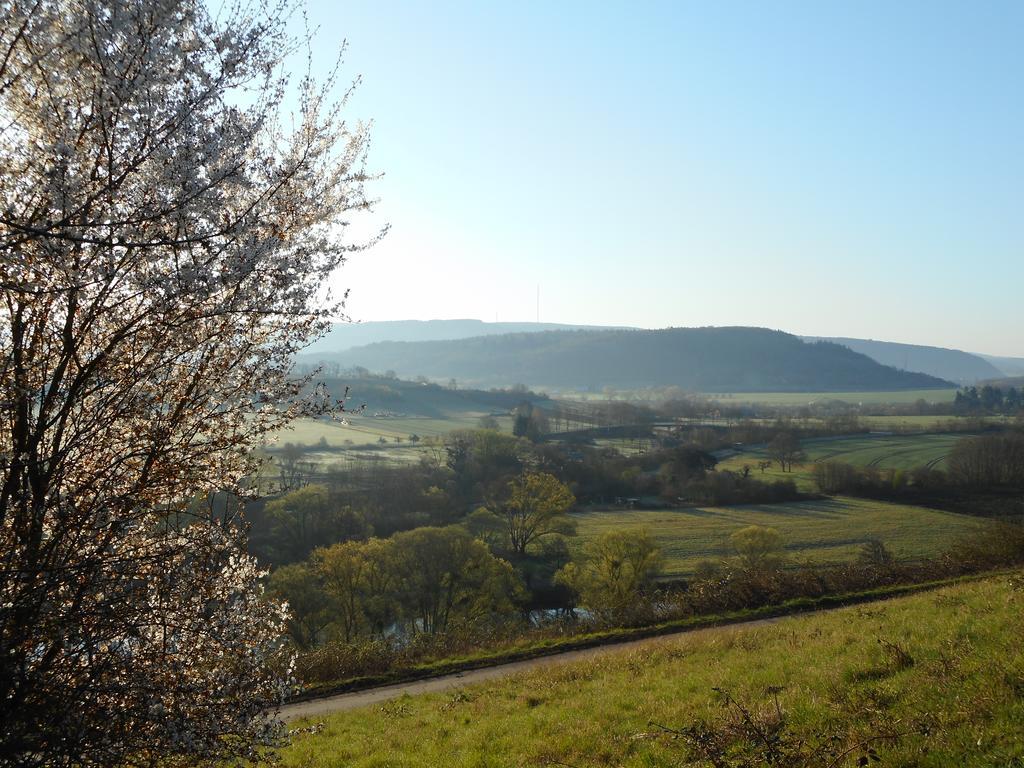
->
799;336;1004;384
316;327;951;392
305;320;1019;384
304;319;627;355
978;354;1024;378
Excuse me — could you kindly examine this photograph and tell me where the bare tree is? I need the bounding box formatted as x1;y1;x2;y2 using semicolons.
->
278;441;312;490
0;0;379;764
767;433;806;473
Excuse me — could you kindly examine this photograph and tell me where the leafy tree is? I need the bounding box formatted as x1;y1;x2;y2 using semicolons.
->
314;541;373;642
267;564;332;650
466;505;509;549
445;428;528;504
389;526;522;634
512;403;549;442
955;386;982;413
556;530;662;621
305;537;400;643
1006;387;1022;413
265;485;369;563
357;538;401;636
499;472;577;556
980;385;1003;413
0;0;377;763
657;445;716;499
730;525;786;571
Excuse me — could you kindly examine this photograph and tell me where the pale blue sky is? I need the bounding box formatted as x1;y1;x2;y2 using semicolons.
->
299;1;1023;355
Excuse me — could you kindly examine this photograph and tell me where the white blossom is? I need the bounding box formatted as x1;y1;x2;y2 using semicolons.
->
0;0;378;765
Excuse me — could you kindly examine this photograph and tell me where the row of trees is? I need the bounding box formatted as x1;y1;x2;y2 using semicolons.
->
270;526;522;646
947;431;1024;487
954;385;1023;415
292;519;1024;689
264;469;582;644
270;522;672;649
275;514;876;658
249;428;815;569
256;464;579;567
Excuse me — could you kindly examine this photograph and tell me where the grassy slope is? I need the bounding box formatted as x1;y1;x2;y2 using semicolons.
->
573;498;986;578
282;573;1024;767
717;432;969;491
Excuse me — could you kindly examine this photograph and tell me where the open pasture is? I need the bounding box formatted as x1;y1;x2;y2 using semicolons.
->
707;388;959;406
281;574;1024;768
555;388;961;406
796;432;962;471
717;431;969;490
255;414;510;477
265;413;514;449
704;391;958;409
860;414;1014;430
572;497;986;579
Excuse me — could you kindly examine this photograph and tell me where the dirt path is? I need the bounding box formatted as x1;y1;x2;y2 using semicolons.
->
279;615;784;721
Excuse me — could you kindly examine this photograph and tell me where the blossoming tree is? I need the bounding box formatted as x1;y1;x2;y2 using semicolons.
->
0;0;377;764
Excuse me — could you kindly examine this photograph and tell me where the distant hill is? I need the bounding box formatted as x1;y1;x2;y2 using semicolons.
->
302;320;1018;386
304;319;628;355
978;354;1024;378
329;327;952;392
801;336;1003;384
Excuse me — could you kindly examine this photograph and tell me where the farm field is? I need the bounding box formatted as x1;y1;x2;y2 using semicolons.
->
572;497;987;579
269;413;512;447
280;573;1024;767
551;388;960;407
249;414;514;485
706;388;959;406
591;436;660;456
859;414;1015;430
795;433;964;470
261;375;535;455
717;431;970;490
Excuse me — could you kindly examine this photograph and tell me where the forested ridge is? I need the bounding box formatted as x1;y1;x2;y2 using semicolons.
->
335;327;953;391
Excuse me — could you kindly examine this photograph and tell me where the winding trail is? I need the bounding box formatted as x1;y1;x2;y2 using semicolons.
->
280;615;787;721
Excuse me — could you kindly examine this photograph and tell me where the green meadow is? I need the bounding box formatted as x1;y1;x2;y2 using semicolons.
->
272;413;512;447
795;433;962;470
717;431;969;490
263;377;528;455
281;573;1024;767
859;414;1015;429
572;498;986;578
706;389;959;406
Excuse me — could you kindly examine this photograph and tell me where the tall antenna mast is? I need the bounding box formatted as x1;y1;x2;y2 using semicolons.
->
536;284;540;323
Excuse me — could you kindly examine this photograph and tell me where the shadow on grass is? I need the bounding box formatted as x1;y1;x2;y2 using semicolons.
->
727;499;852;520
